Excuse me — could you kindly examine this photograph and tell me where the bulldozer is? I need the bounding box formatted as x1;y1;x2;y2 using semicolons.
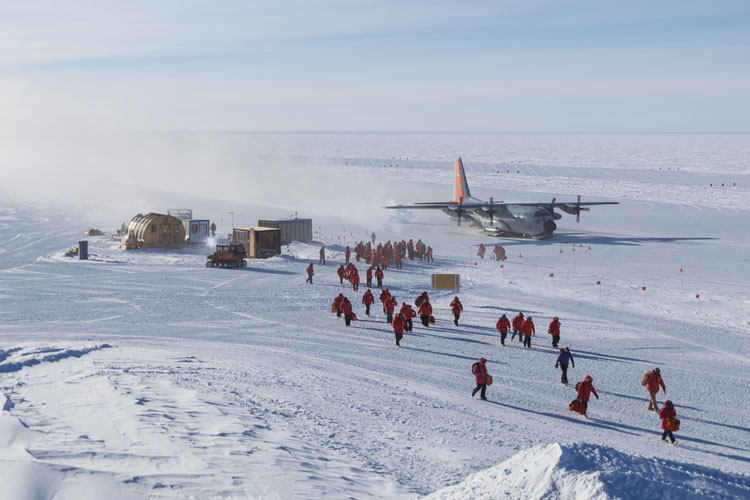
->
206;243;247;268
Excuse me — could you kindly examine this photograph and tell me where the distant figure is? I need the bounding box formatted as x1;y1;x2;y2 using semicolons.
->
418;300;432;327
450;296;463;326
361;289;374;316
306;263;314;284
521;316;535;348
471;358;489;400
496;314;510;346
385;296;397;325
393;312;406;347
375;266;384;288
477;243;486;259
319;246;326;265
555;347;575;385
332;293;344;317
548;317;561;348
660;400;679;444
341;297;353;327
337;264;346;284
575;375;599;416
371;232;376;244
350;269;360;291
210;222;216;236
511;312;524;342
644;368;667;412
366;266;373;287
344;246;351;265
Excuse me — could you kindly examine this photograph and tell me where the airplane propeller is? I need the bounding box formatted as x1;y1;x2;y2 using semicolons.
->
574;195;590;222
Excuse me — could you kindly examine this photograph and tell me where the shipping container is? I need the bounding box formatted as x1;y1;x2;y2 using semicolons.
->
233;227;281;259
257;218;312;245
432;273;460;290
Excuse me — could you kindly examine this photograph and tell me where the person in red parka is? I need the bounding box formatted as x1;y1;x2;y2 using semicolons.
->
306;263;314;284
477;243;486;259
379;288;391;313
344;246;351;265
350;269;360;291
374;266;384;288
496;314;511;346
471;357;488;400
337;265;346;284
645;367;667;412
362;289;374;316
366;266;373;287
659;400;678;444
393;312;406;347
576;375;599;416
385;295;397;324
341;297;353;327
418;300;432;327
548;316;561;348
332;293;344;318
415;291;429;308
511;312;524;342
401;303;416;332
450;296;463;326
394;252;403;269
521;316;535;348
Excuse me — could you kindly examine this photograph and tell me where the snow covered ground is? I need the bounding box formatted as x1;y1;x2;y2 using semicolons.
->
1;133;750;499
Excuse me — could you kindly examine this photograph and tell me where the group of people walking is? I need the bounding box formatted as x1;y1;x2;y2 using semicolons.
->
314;239;682;446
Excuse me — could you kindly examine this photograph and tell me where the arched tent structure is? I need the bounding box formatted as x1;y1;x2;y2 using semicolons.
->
128;213;187;248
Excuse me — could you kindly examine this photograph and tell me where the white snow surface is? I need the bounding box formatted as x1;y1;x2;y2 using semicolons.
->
1;133;750;499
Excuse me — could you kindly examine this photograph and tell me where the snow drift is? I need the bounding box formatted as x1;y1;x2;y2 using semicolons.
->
423;443;750;500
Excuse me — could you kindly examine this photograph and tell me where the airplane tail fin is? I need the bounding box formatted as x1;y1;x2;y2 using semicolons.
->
453;157;472;202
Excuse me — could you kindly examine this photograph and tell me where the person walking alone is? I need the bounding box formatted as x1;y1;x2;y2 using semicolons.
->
362;289;374;316
319;246;326;265
471;357;489;400
450;296;463;326
418;299;432;327
511;312;524;342
306;263;314;284
659;400;679;444
555;347;575;385
548;317;561;348
393;312;406;347
575;375;598;417
644;367;667;412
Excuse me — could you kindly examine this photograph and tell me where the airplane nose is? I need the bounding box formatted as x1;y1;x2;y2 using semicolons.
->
544;220;557;234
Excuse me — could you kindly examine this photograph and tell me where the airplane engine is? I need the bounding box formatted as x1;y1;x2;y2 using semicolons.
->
543;220;557;234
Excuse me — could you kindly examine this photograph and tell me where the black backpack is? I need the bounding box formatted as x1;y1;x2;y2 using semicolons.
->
575;382;582;391
471;362;479;374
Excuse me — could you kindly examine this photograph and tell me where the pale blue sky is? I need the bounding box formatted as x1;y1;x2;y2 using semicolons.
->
1;1;749;132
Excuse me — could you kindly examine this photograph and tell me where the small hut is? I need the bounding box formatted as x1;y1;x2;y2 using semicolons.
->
127;213;187;248
233;227;281;258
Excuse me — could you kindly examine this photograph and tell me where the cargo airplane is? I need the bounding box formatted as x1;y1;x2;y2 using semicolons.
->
385;157;619;239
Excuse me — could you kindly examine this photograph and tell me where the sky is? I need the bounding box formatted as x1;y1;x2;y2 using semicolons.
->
1;0;749;132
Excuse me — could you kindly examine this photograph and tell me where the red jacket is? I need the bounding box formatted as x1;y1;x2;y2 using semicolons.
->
404;306;416;318
379;290;391;303
393;313;406;334
344;247;350;258
350;272;360;285
577;380;598;402
496;316;510;334
337;266;346;278
450;299;463;315
415;294;428;307
646;374;666;394
472;360;488;384
306;264;314;276
385;297;397;314
362;291;374;306
512;314;524;331
341;300;352;316
366;268;373;280
521;319;535;337
548;319;560;336
375;268;384;279
659;406;676;430
418;302;432;316
333;295;344;310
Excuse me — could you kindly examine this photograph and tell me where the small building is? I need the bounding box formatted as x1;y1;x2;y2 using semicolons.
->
257;218;312;245
185;219;210;244
127;213;187;248
233;227;281;259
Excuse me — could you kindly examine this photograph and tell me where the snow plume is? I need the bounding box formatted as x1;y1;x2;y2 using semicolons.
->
423;443;750;500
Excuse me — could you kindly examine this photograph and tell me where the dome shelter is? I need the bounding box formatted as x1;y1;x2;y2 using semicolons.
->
127;213;187;248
